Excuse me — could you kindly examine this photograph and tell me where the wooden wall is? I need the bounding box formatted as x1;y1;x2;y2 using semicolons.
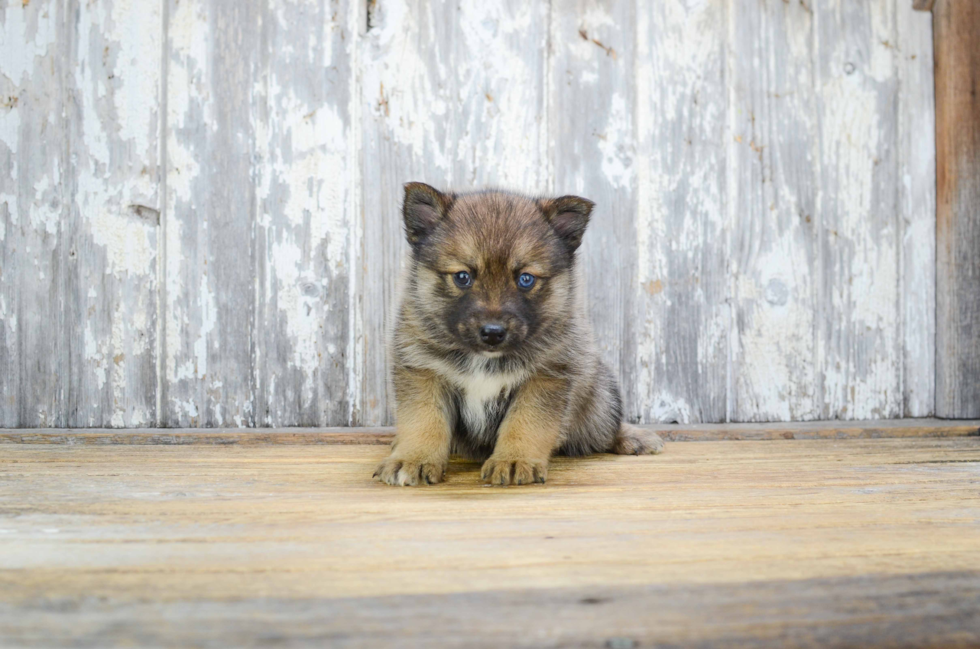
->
0;0;937;427
933;0;980;418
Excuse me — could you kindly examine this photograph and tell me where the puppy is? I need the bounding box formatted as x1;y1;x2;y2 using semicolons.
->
374;183;664;486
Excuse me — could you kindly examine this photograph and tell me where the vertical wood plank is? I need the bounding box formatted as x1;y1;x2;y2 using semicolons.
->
897;1;935;417
934;0;980;418
814;0;902;419
550;0;639;419
453;1;550;192
728;0;821;421
163;0;258;426
633;0;728;423
65;0;162;426
253;0;354;426
358;0;457;425
0;1;67;427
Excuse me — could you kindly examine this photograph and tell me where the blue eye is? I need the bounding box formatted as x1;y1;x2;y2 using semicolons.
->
518;273;536;289
452;271;472;288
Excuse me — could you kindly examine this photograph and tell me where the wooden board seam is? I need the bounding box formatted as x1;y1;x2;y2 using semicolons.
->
1;419;977;445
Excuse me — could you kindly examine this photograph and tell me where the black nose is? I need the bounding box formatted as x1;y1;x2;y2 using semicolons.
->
479;323;507;346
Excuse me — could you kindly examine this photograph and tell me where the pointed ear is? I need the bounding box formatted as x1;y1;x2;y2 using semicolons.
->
540;195;594;253
403;182;451;247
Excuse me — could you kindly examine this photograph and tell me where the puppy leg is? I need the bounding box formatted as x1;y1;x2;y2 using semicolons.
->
612;423;665;455
374;368;451;486
481;377;566;486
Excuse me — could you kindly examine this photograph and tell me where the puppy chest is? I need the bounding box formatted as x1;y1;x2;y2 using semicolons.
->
457;372;519;437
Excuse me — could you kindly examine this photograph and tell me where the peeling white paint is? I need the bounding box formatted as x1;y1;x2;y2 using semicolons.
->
0;2;58;85
195;270;215;381
0;199;9;241
361;0;452;175
597;93;633;190
0;0;939;427
735;237;820;422
84;320;108;391
164;216;185;383
87;206;156;276
267;236;319;403
345;0;363;425
455;0;548;191
30;173;59;236
820;79;881;224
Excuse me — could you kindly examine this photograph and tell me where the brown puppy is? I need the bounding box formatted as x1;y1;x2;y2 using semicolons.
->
374;183;664;486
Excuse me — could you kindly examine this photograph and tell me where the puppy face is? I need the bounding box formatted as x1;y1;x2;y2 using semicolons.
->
402;183;593;357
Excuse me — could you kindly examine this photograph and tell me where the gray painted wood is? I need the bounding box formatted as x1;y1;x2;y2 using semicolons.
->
358;0;457;425
65;0;162;427
897;0;935;417
814;0;903;420
550;0;639;420
163;0;259;427
452;1;550;193
1;1;67;427
729;0;822;421
633;0;728;424
253;0;355;426
0;0;946;427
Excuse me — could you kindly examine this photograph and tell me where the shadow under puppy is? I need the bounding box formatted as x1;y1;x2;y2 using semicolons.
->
375;183;664;487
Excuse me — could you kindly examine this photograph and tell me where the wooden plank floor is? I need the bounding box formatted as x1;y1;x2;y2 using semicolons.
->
1;435;980;647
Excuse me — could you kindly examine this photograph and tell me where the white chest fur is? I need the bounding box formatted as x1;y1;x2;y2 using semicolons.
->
458;369;519;434
408;351;528;436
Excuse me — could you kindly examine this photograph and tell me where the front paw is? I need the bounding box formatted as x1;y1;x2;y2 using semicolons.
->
373;456;447;486
480;457;548;486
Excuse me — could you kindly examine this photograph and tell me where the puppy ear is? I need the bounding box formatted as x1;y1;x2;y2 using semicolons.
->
540;195;594;253
403;182;451;247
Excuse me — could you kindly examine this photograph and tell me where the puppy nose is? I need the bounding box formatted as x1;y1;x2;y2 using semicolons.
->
479;323;507;346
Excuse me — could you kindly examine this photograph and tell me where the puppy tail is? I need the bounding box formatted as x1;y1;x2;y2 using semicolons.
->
611;423;665;455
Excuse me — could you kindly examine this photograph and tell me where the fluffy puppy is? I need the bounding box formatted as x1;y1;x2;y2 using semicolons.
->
374;183;664;486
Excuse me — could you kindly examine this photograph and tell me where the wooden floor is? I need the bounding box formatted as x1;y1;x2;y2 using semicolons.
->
2;430;980;647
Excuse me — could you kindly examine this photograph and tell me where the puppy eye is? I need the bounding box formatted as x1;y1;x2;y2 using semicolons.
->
517;273;536;290
452;271;473;288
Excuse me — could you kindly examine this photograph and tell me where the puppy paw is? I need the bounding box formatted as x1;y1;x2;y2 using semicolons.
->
613;425;665;455
480;457;548;486
373;456;446;486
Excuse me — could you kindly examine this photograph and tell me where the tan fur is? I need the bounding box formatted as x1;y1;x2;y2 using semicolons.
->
481;376;567;485
374;184;665;487
373;368;450;486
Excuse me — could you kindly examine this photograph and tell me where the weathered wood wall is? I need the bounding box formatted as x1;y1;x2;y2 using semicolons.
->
0;0;937;428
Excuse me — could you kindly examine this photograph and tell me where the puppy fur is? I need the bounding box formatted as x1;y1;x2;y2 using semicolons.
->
374;183;664;487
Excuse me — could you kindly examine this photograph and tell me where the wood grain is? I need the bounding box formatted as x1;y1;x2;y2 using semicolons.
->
0;0;68;427
253;0;355;426
934;0;980;418
1;438;979;647
550;0;639;420
729;0;821;421
815;0;903;420
898;0;936;416
163;0;259;426
3;573;977;648
66;0;162;427
2;419;977;445
634;0;728;424
358;0;456;425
